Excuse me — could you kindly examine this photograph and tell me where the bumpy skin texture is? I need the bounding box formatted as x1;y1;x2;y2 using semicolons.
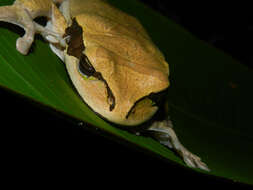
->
64;0;169;125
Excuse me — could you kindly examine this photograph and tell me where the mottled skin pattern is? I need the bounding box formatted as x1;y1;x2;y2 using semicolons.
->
0;0;209;171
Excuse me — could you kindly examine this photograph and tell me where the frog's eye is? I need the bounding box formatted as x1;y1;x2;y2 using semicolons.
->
78;54;97;80
77;53;115;110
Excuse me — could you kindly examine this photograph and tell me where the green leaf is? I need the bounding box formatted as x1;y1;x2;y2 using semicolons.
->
0;0;252;185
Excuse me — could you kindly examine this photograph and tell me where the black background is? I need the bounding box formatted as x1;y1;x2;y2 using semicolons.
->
140;0;253;70
0;0;252;188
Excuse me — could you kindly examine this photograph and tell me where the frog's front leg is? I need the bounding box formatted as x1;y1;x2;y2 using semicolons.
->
0;4;36;54
0;0;67;55
147;117;210;171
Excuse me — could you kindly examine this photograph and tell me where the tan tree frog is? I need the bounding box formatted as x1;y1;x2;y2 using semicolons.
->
0;0;209;171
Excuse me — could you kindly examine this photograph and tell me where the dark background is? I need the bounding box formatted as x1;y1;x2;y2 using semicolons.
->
140;0;253;70
0;1;252;188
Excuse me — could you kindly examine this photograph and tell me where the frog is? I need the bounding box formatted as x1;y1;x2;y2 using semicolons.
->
0;0;209;171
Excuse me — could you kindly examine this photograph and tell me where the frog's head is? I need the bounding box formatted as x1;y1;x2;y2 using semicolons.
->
64;16;170;126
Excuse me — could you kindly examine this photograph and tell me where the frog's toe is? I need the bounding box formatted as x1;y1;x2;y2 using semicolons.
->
182;149;210;171
16;36;34;55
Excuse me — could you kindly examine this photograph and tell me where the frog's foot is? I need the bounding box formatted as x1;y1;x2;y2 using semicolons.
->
0;5;34;54
147;118;210;171
0;2;67;55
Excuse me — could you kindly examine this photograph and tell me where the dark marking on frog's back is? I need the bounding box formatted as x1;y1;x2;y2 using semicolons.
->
65;18;85;59
65;18;116;111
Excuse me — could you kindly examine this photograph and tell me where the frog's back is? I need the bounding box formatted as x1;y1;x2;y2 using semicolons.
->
69;0;150;39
